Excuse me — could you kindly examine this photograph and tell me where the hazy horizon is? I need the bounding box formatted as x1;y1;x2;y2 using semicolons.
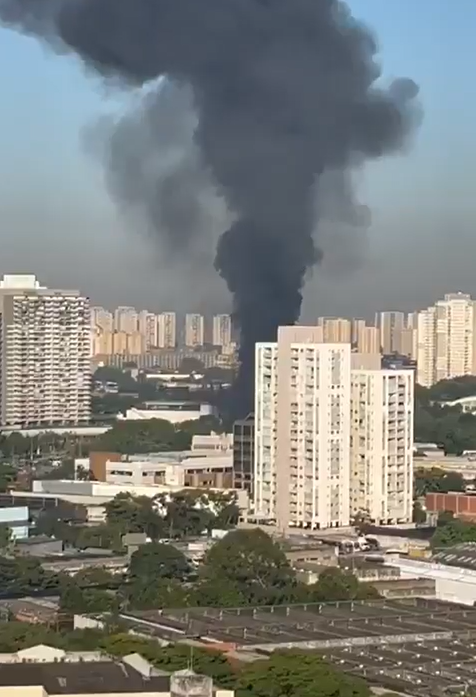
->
0;0;474;320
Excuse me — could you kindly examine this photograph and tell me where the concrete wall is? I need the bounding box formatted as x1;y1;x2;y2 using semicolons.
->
388;558;476;605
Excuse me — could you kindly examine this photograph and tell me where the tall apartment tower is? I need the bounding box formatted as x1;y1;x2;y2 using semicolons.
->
356;325;380;354
351;367;414;524
0;275;91;428
212;314;232;348
114;306;138;334
91;306;113;332
254;327;351;530
185;314;205;347
157;312;177;348
138;311;158;350
317;317;351;344
376;311;405;354
417;293;475;387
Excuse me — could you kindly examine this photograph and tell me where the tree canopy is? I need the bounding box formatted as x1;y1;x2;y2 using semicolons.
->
129;542;191;582
431;519;476;549
414;467;466;497
236;650;370;697
415;380;476;454
92;416;223;454
201;528;297;605
0;622;370;697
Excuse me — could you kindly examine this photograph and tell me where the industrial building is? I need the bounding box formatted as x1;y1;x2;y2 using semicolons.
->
116;598;476;696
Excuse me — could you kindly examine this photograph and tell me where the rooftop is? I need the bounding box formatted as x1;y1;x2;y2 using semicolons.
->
0;660;171;694
433;542;476;571
0;647;193;695
119;598;476;650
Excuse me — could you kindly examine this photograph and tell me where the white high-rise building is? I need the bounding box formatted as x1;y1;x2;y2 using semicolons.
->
351;367;414;524
0;275;91;428
114;306;138;334
157;312;177;348
212;314;232;348
417;293;475;387
185;314;205;347
90;306;113;332
254;326;351;530
375;311;405;354
138;311;158;350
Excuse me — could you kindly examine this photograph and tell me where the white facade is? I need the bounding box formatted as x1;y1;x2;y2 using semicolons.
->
185;314;205;347
138;311;159;349
91;306;113;332
212;314;232;348
0;275;91;428
417;293;475;387
117;402;214;424
254;327;351;530
157;312;177;348
114;306;138;333
351;368;414;524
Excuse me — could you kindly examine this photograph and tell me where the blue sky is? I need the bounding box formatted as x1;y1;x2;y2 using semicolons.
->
0;0;474;316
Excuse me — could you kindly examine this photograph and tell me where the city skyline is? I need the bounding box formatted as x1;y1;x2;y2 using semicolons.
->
0;0;474;319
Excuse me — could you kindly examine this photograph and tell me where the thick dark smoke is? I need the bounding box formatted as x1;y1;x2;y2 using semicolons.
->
0;0;419;418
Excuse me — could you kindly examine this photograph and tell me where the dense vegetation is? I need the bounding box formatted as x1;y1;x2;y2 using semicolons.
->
34;489;240;549
415;377;476;454
0;528;379;614
0;415;223;464
414;468;466;498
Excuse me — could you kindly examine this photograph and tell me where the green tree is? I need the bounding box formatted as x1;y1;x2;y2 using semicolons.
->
120;578;188;610
427;376;476;403
201;529;296;604
105;493;164;538
0;525;13;554
94;419;178;454
160;491;214;538
437;510;455;527
412;501;427;524
129;542;191;582
309;568;380;603
414;468;465;497
60;584;119;614
236;650;370;697
0;463;17;492
431;519;476;548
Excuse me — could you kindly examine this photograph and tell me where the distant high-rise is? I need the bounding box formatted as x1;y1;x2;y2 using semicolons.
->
417;293;475;387
158;312;177;348
185;314;205;347
351;319;366;345
138;310;158;350
317;317;351;343
254;327;351;529
212;314;232;348
114;306;138;334
0;275;91;428
376;311;405;354
91;306;113;332
356;325;380;354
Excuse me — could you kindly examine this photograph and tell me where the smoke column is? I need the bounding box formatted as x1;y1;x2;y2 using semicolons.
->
0;0;419;417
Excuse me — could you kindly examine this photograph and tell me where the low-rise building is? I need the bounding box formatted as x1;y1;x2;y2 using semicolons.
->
426;491;476;520
0;645;234;697
0;505;29;540
117;401;216;424
13;478;249;524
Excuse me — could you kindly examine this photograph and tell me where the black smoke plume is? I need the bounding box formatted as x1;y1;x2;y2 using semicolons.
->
0;0;420;418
